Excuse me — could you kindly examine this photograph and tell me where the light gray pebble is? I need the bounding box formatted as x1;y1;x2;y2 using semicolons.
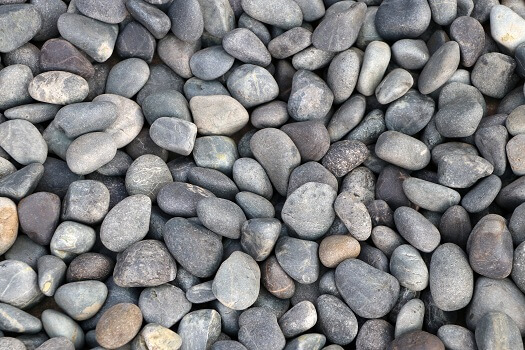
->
375;131;431;171
223;28;271;66
334;191;372;240
197;197;246;239
139;284;191;329
437;325;477;350
150;117;197;156
241;218;280;261
390;244;428;292
269;27;311;59
475;312;524;350
395;298;425;337
235;191;275;219
461;174;501;213
65;132;117;175
190;46;234;81
471;52;519;98
158;34;201;79
437;154;493;188
190;95;248;136
327;48;362;104
61;180;110;224
41;310;84;349
178;310;221;350
0;119;47;165
402;177;460;212
0;4;42;53
0;163;44;201
240;0;302;30
37;255;66;297
193;136;238;174
0;302;42;334
0;64;33;110
54;281;108;321
186;281;216;304
105;58;150;98
394;206;441;253
125;154;173;200
385;90;435;136
356;41;391;97
375;68;413;105
55;101;117;138
391;39;430;70
0;260;42;309
50;221;96;261
227;64;279;108
418;41;461;95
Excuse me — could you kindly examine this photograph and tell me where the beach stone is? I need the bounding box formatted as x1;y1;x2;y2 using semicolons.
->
240;0;302;30
227;64;279;108
116;21;156;62
212;341;247;350
269;27;311;59
510;202;525;244
282;182;337;240
375;68;413;105
389;331;444;350
392;39;429;70
213;251;260;310
355;319;394;350
55;101;117;138
317;294;357;345
157;36;200;80
142;90;191;125
190;95;248;136
157;182;214;217
126;0;171;39
0;4;42;53
437;325;476;350
334;192;372;240
0;197;17;255
0;163;44;201
0;338;26;350
471;52;519;98
357;41;391;97
450;16;484;67
418;41;461;95
169;0;204;42
62;180;109;224
507;105;525;136
238;307;285;350
390;244;428;292
507;134;525;175
17;192;60;245
197;0;235;39
375;0;431;41
467;214;513;279
41;310;84;349
113;240;177;287
402;177;460;212
385;90;434;136
322;140;368;178
490;5;525;53
35;337;74;350
39;38;94;79
0;120;47;166
237;13;271;45
65;132;117;175
430;243;474;311
437;154;493;188
394;298;425;338
50;221;96;261
150;117;197;156
192;135;238;174
96;303;143;349
232;158;272;199
435;101;483;138
288;70;333;122
261;256;295;299
4;102;59;124
461;174;501;213
3;42;40;76
250;101;289;129
282;122;329;162
136;63;184;104
241;218;281;261
125;154;172;200
319;235;360;268
139;284;191;328
100;194;151;252
251;128;301;196
164;217;223;278
54;281;108;321
178;309;221;350
279;301;317;338
37;255;66;296
223;28;271;66
439;206;471;248
66;254;113;282
4;234;47;270
0;64;33;110
476;312;524;350
75;0;127;24
327;48;362;104
312;2;366;52
328;95;366;143
57;13;118;62
105;58;149;98
186;281;215;304
429;0;457;25
335;259;399;318
29;71;88;105
190;46;234;81
347;109;386;145
376;131;431;171
0;260;42;310
197;197;246;239
187;167;238;200
0;302;41;333
276;236;319;284
141;324;182;350
371;225;404;257
394;206;441;253
235;191;274;219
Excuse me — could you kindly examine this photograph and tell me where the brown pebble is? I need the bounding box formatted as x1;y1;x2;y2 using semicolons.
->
319;235;361;268
96;303;143;349
388;330;445;350
261;255;295;299
17;192;61;245
66;253;114;282
39;38;95;79
0;197;18;255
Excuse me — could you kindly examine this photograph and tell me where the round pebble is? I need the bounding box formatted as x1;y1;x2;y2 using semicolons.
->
96;303;143;349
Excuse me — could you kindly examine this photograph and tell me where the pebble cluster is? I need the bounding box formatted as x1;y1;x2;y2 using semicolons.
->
2;0;525;349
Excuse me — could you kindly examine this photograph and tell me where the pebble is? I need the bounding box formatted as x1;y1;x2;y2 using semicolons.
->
139;284;191;328
190;95;248;136
461;174;501;213
186;281;215;304
29;71;88;105
475;312;524;350
282;121;330;163
269;27;312;59
282;182;337;240
116;21;156;62
402;177;460;212
334;192;371;240
238;307;285;350
178;309;221;350
317;294;358;345
37;255;66;296
0;302;42;333
250;101;288;129
141;323;182;350
318;235;360;268
4;103;58;124
39;38;94;79
0;4;42;53
212;340;247;350
61;180;109;224
490;5;525;53
390;244;428;292
327;49;362;104
150;117;197;156
0;64;33;111
261;256;295;299
450;16;485;67
385;90;435;136
437;325;477;350
126;0;171;39
0;197;18;255
17;192;60;245
279;301;317;338
467;214;513;279
0;259;43;309
392;39;430;70
105;58;150;98
356;41;391;97
54;281;108;321
355;320;394;350
510;203;525;244
125;154;172;200
190;46;234;81
418;41;461;95
193;135;238;174
389;331;445;350
35;337;75;350
227;64;279;108
41;310;84;349
375;68;413;104
376;131;431;171
0;119;47;165
240;0;302;30
322;140;369;178
471;52;519;98
96;303;142;349
241;218;281;261
65;132;117;175
164;217;222;278
512;242;525;293
437;154;493;188
375;0;431;41
113;240;177;287
50;221;96;261
276;236;319;284
394;206;441;253
55;101;117;138
57;13;118;62
0;163;44;201
0;338;26;350
168;0;203;43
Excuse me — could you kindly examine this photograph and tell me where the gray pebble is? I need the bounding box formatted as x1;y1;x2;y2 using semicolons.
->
476;312;524;350
355;319;394;350
450;16;485;67
375;0;431;41
187;167;238;200
5;234;47;270
186;281;216;304
461;174;501;213
490;4;525;53
327;95;366;142
178;310;221;350
0;302;41;333
193;136;238;174
375;131;430;171
157;182;214;217
437;325;477;350
472;52;519;98
222;28;271;66
394;206;441;253
390;244;428;292
346;109;386;145
0;119;47;165
402;177;460;212
327;48;362;104
276;236;319;284
510;203;525;245
322;140;369;177
475;125;508;176
212;340;247;350
197;197;246;239
184;77;230;100
41;310;84;349
65;132;117;175
237;13;271;45
168;0;203;42
0;260;42;309
136;63;184;104
3;42;40;76
61;180;110;224
39;120;73;159
227;64;279;108
4;103;59;124
54;281;108;321
232;158;272;199
75;0;127;24
240;0;302;30
158;35;200;80
190;95;248;136
435;101;483;138
288;161;338;197
279;301;317;338
190;46;234;81
317;294;358;345
28;71;88;105
282;121;330;162
334;191;372;240
116;21;156;62
150;117;197;156
0;163;44;201
292;46;335;71
394;298;425;337
0;4;42;53
125;154;172;199
238;307;286;350
113;239;177;287
282;182;336;240
269;27;311;59
139;284;191;328
50;221;96;260
375;68;413;105
126;0;170;39
356;41;391;97
142;90;191;125
37;255;66;297
105;58;150;98
0;64;33;110
385;90;435;136
391;39;430;70
35;337;75;350
0;337;25;350
57;13;118;62
418;41;461;95
335;259;399;318
437;154;493;188
55;101;117;138
164;217;223;278
241;218;281;261
199;0;235;39
235;191;275;219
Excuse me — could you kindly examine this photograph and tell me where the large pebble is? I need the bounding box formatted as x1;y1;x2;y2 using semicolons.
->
375;131;430;171
241;218;281;261
190;46;234;81
193;136;238;174
150;117;197;156
61;180;109;224
190;95;248;136
0;4;42;53
375;0;431;41
471;52;519;98
357;41;391;97
394;206;441;253
390;244;428;292
96;303;142;349
288;70;333;122
437;154;493;188
490;5;525;53
0;197;18;255
55;101;117;138
37;255;66;296
168;0;203;43
66;132;117;175
276;236;319;284
17;192;60;245
29;71;88;105
126;0;171;39
240;0;302;30
334;192;372;240
476;312;524;350
437;325;477;350
450;16;485;67
0;119;47;166
418;41;461;95
238;307;285;350
322;140;369;177
402;177;460;212
317;294;358;345
39;38;94;79
0;260;42;309
227;64;279;108
41;310;84;349
50;221;96;260
0;163;44;201
178;309;221;350
222;28;271;66
327;49;362;104
0;302;41;333
139;284;191;328
389;331;445;350
54;281;108;321
281;121;330;162
197;197;246;239
0;64;33;110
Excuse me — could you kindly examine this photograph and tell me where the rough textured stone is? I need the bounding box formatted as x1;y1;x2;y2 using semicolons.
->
96;303;143;349
0;4;42;53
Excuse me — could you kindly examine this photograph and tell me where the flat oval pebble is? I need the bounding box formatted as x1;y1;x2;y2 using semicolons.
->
54;281;108;321
394;206;441;253
55;101;117;138
0;119;47;165
0;260;43;309
41;310;84;349
0;4;42;53
276;236;319;285
190;95;249;136
227;64;279;108
197;197;246;239
75;0;127;24
0;302;42;333
402;177;460;212
96;303;143;349
241;0;302;30
150;117;197;156
29;71;88;105
0;64;33;111
376;131;431;171
418;41;461;95
39;38;94;79
390;244;428;292
66;132;117;175
375;0;431;41
105;58;150;98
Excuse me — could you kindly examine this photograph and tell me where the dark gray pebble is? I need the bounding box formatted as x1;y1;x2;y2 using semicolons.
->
394;206;441;253
375;0;431;41
139;284;191;328
126;0;170;39
275;236;319;284
238;307;286;350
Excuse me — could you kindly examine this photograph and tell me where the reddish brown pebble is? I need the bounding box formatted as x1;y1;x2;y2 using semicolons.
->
319;235;361;268
66;253;114;282
96;303;143;349
17;192;61;245
39;39;95;79
388;330;445;350
261;255;295;299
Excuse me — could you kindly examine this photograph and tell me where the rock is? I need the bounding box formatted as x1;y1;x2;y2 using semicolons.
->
511;203;525;245
0;197;18;255
319;235;360;268
17;192;60;245
392;39;430;70
240;0;302;30
41;310;84;349
222;28;271;66
355;319;394;350
50;221;96;261
450;16;484;67
75;0;127;24
317;294;358;345
375;68;413;104
105;58;150;98
238;307;285;350
126;0;171;39
357;41;391;97
113;240;176;287
116;21;156;62
327;48;362;104
37;255;66;296
136;63;184;104
390;244;428;292
193;136;238;174
437;154;493;188
312;2;366;52
0;119;47;165
35;337;75;350
385;90;434;136
212;341;247;350
29;71;88;105
57;13;118;62
66;253;113;282
141;324;182;350
177;309;221;350
139;284;191;328
437;325;476;350
395;298;425;338
467;214;513;279
375;131;431;171
157;182;214;217
279;301;317;338
54;281;108;321
0;338;26;350
322;140;369;178
288;70;333;122
375;0;431;41
0;64;33;110
275;236;319;284
282;182;337;240
268;27;311;59
335;259;399;318
389;331;445;350
150;117;197;156
0;163;44;201
227;64;279;108
55;101;117;138
490;5;525;53
39;38;94;79
461;174;502;213
475;312;524;350
61;180;109;224
65;132;117;175
96;303;143;349
164;217;223;278
190;95;248;136
394;206;441;253
418;41;461;95
471;52;518;98
241;218;280;261
4;103;59;124
402;177;460;212
186;281;215;304
0;302;41;333
435;101;483;138
0;260;42;309
261;256;295;299
281;121;330;162
0;4;42;53
158;36;200;80
429;0;457;25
